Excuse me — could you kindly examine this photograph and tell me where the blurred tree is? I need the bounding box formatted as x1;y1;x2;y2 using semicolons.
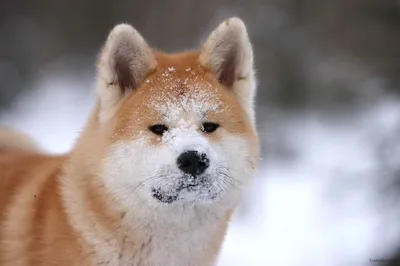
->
0;0;398;114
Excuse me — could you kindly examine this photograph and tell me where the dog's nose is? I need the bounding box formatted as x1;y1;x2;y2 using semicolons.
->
177;150;209;176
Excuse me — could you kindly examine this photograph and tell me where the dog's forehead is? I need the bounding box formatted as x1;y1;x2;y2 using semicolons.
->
141;60;223;122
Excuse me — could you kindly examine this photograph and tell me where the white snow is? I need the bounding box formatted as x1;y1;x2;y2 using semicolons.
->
218;101;400;266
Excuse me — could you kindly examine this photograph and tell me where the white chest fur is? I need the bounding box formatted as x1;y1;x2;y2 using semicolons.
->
93;212;224;266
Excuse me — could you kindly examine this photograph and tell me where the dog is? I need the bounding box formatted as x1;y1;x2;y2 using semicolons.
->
0;17;259;266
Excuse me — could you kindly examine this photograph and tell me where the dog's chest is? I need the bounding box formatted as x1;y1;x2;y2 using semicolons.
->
94;222;219;266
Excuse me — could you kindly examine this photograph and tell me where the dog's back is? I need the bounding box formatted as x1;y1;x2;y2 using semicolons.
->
0;128;46;209
0;129;87;265
0;128;43;213
0;128;40;154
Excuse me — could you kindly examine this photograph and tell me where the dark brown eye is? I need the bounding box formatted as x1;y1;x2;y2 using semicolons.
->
202;122;220;133
149;124;168;135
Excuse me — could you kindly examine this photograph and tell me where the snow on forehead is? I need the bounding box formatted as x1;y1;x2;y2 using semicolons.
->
146;66;223;122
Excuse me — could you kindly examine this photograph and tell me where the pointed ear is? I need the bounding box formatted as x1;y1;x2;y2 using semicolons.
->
199;18;256;122
96;24;157;121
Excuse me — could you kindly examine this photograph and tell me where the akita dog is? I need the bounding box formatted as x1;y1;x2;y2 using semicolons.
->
0;17;259;266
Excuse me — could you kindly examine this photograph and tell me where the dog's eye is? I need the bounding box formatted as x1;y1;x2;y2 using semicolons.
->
202;122;220;133
149;124;168;135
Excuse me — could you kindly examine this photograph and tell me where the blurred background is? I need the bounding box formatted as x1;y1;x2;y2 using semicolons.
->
0;1;400;265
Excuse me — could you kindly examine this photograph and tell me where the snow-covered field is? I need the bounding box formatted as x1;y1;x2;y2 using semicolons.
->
1;70;400;266
220;102;400;266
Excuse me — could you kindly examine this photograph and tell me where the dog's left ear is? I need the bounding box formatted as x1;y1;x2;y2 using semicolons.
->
200;18;256;121
96;24;157;122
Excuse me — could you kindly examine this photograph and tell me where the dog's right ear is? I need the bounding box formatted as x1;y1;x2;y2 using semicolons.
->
96;24;157;122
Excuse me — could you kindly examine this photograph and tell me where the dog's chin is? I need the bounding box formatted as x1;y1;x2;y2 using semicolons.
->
151;176;220;204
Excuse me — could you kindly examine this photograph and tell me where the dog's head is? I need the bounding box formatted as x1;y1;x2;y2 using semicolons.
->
92;18;259;212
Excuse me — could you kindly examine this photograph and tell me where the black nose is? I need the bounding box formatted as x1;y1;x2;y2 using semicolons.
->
177;150;210;176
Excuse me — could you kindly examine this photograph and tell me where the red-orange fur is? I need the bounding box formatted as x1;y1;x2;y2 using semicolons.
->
0;22;259;266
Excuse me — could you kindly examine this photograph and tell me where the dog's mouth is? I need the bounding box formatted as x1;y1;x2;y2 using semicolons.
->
151;176;216;204
151;188;179;204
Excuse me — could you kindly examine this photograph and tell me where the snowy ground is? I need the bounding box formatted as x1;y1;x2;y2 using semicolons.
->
1;70;400;266
220;102;400;266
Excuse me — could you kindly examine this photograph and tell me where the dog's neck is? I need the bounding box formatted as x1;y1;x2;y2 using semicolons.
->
60;158;230;266
112;210;229;266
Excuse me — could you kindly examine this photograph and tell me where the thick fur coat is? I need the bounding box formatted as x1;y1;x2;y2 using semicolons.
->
0;18;259;266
